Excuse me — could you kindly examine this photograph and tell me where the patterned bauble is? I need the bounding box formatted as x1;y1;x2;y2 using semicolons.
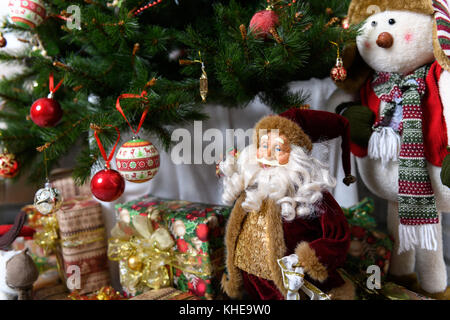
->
0;152;19;178
249;9;279;39
8;0;46;29
30;97;63;128
115;139;160;183
330;57;347;82
90;169;125;202
34;181;63;215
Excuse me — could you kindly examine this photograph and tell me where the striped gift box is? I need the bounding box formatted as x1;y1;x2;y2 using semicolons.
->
56;197;110;294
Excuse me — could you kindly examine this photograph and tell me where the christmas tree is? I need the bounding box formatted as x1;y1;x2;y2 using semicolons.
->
0;0;355;185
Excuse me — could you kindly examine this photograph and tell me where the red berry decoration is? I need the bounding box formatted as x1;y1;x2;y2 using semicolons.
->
196;223;209;242
90;169;125;202
30;97;63;127
193;278;207;297
176;238;188;253
249;9;279;38
330;57;347;82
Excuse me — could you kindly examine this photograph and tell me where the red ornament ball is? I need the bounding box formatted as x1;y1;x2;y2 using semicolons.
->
249;9;279;38
0;153;19;178
195;224;209;242
30;98;63;127
90;169;125;202
176;238;188;253
192;278;207;297
330;66;347;82
330;58;347;82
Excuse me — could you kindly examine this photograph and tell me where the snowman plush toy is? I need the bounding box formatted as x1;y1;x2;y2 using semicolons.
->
336;0;450;299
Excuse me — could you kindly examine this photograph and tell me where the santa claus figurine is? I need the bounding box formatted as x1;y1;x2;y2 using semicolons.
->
219;108;356;300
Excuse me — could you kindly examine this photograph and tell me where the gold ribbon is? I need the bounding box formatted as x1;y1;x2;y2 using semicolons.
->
33;214;59;255
108;214;212;293
33;214;106;253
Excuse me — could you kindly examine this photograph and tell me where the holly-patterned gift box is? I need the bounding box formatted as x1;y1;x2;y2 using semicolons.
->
115;195;231;299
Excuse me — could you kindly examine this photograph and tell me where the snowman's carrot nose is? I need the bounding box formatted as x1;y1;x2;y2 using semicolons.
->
376;32;394;48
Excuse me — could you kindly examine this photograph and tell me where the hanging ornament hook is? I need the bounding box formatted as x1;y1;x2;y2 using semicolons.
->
116;86;152;138
93;125;121;170
330;41;340;59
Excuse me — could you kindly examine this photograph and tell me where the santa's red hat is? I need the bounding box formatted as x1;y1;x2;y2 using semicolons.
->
279;108;356;186
0;211;35;250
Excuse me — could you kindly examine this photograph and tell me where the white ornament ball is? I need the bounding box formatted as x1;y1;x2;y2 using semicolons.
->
115;138;160;183
34;181;63;215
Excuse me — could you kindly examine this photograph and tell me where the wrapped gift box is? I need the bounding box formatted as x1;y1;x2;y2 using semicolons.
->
49;168;91;200
115;195;231;299
379;282;433;300
338;269;433;300
55;197;110;294
130;287;201;300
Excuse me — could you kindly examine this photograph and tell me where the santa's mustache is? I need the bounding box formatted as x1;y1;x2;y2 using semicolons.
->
256;157;286;167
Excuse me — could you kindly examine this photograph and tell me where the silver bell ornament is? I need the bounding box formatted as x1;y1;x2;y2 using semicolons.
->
34;180;63;215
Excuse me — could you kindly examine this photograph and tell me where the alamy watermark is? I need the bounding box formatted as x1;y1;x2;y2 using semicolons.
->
170;121;282;165
66;5;81;30
66;265;81;290
366;265;382;290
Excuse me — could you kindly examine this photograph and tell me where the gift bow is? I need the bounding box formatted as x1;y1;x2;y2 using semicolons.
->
278;254;330;300
108;215;176;291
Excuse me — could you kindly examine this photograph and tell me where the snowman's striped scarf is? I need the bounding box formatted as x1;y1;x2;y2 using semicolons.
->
372;65;438;253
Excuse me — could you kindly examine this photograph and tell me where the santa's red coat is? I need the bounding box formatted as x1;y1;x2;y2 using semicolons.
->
240;191;350;299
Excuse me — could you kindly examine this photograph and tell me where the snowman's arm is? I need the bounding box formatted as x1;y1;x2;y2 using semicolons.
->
438;70;450;146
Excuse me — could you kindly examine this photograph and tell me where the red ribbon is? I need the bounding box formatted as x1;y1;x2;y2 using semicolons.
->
94;125;121;169
49;73;64;94
115;91;149;136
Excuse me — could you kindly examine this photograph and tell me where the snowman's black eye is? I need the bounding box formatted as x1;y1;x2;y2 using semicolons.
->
389;18;396;25
371;21;377;27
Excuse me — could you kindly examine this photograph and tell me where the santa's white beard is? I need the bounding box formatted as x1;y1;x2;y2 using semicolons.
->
220;144;336;220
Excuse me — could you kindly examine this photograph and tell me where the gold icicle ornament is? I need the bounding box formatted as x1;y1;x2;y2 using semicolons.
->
179;51;208;102
199;65;208;102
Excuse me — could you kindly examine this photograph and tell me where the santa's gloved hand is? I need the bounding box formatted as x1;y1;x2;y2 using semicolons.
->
335;102;375;148
441;151;450;188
